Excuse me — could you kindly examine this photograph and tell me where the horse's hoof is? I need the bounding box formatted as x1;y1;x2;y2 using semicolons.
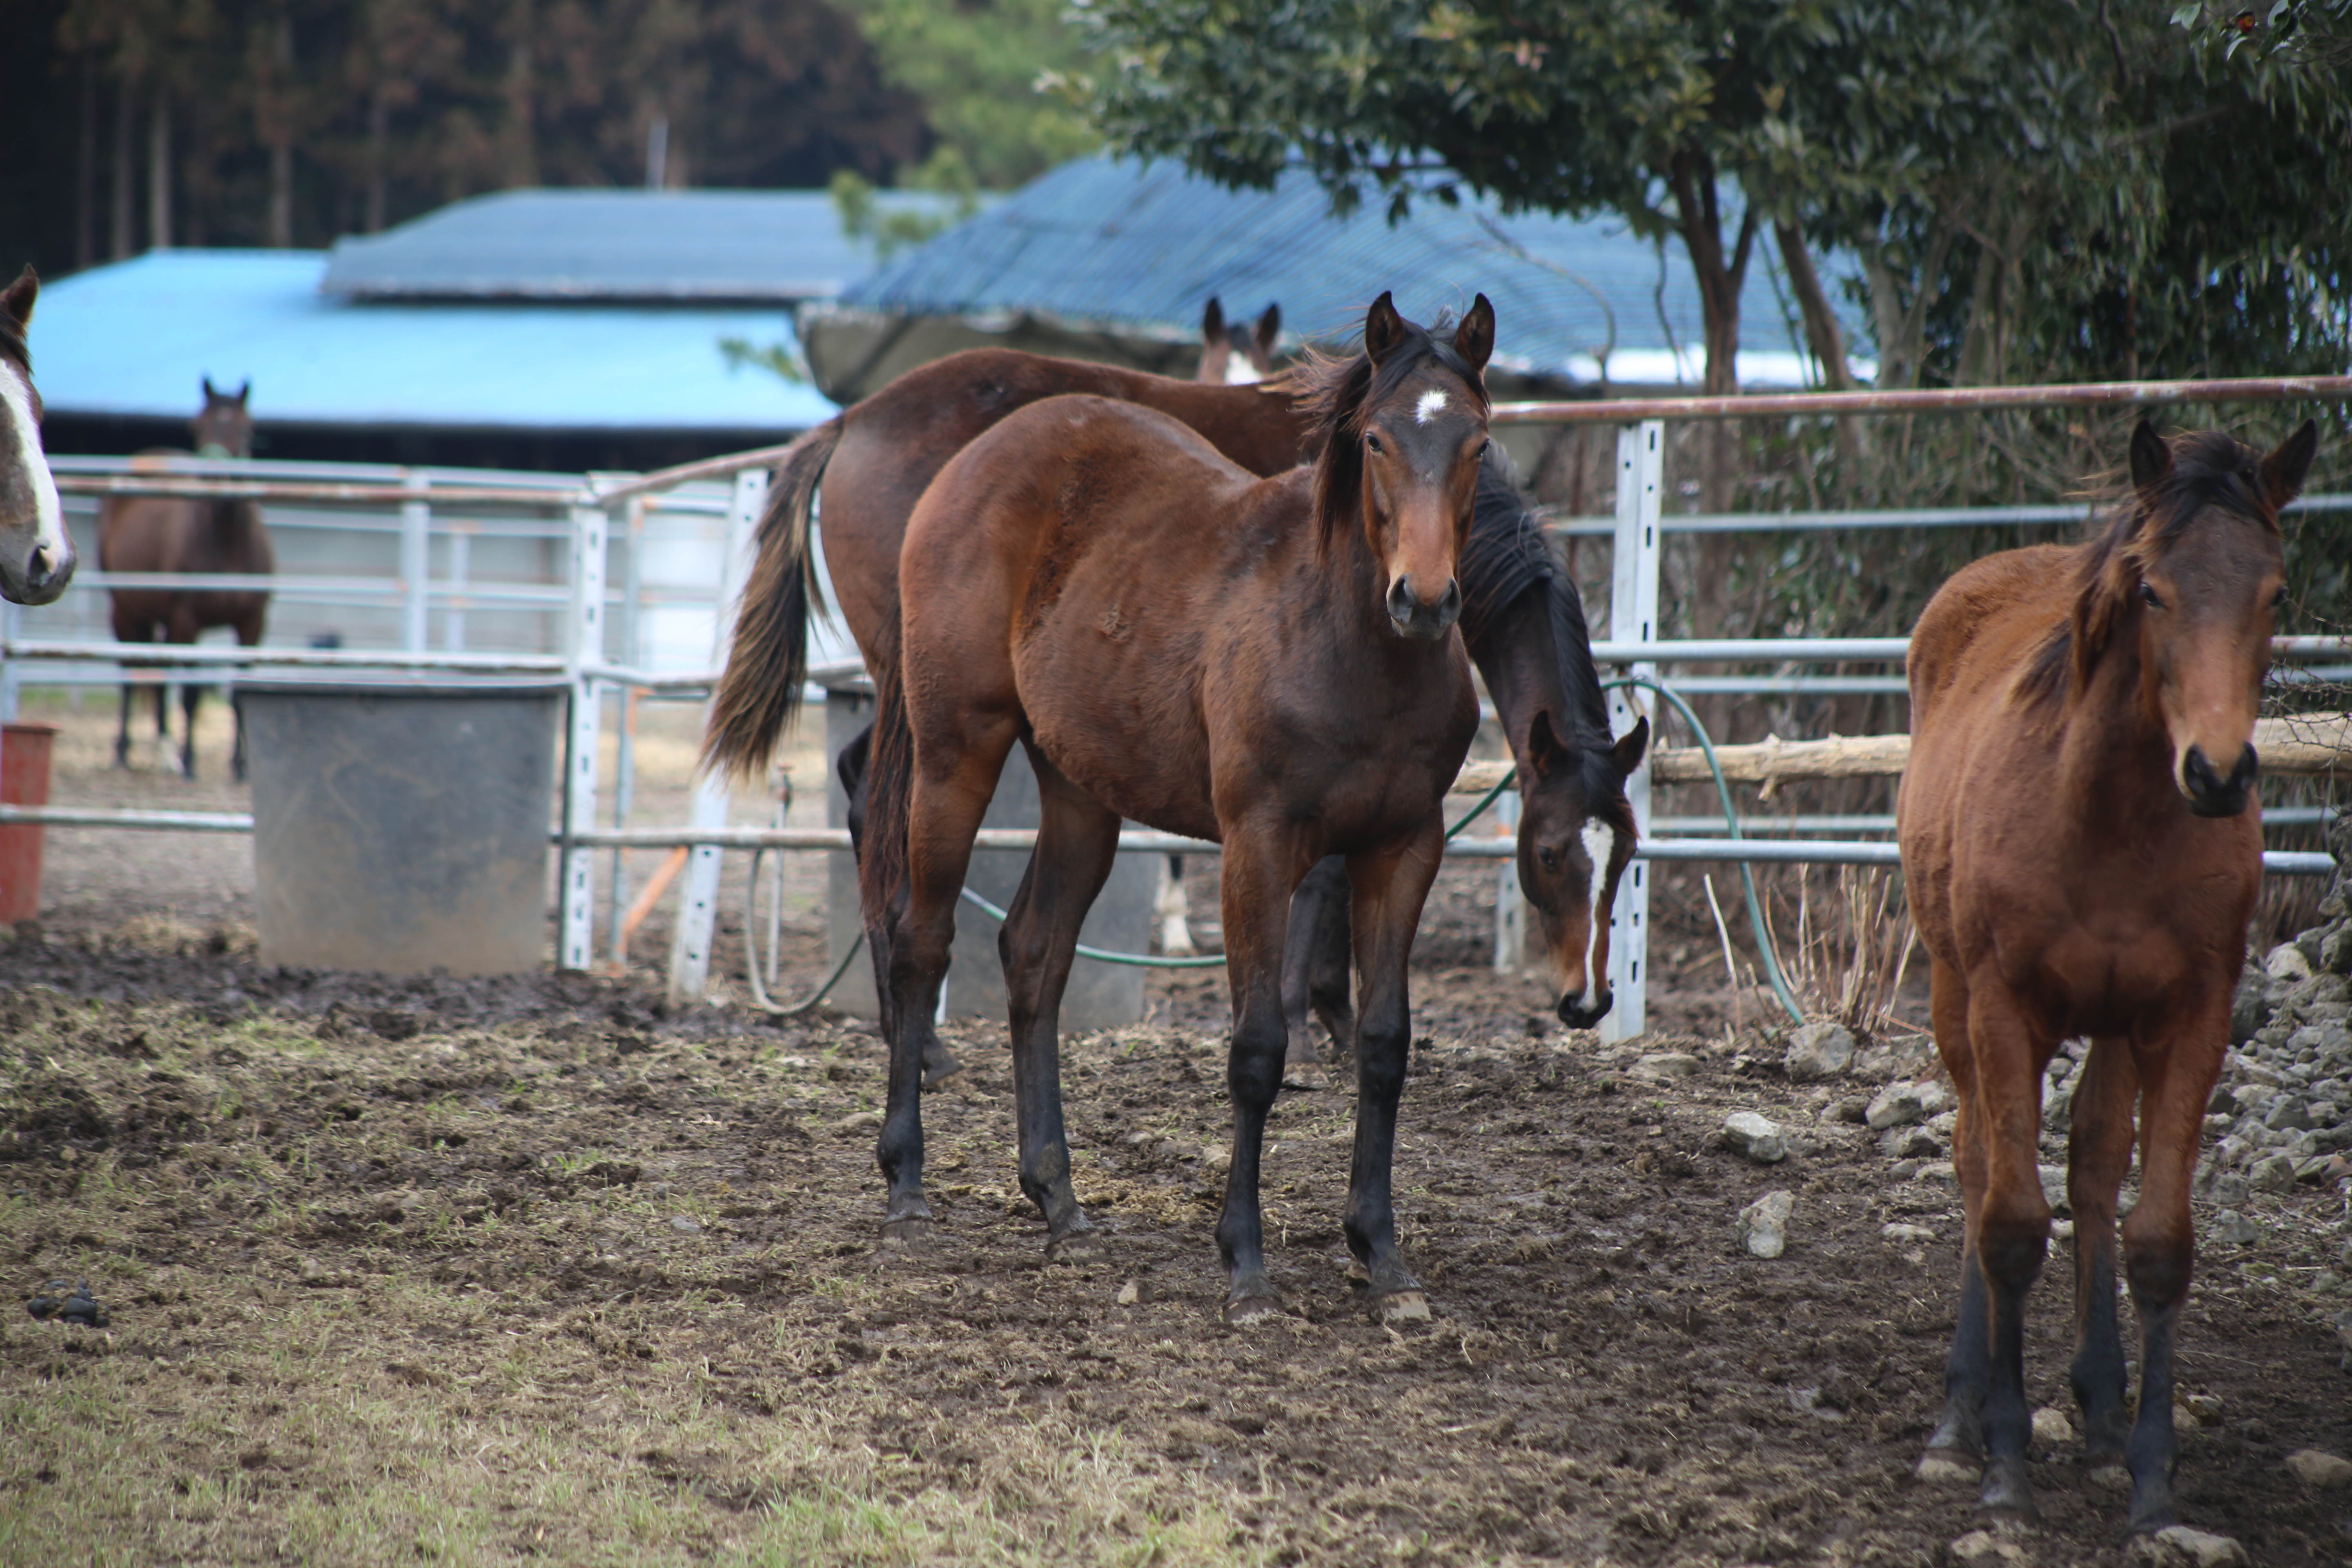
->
1223;1291;1287;1326
921;1049;963;1089
1976;1459;2038;1524
1373;1289;1431;1324
1045;1224;1103;1263
1917;1448;1982;1486
880;1214;938;1251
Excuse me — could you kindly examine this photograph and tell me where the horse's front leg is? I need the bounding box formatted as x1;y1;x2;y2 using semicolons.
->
998;745;1120;1256
1340;819;1444;1320
2118;1002;2229;1535
2066;1036;2139;1486
1962;977;2053;1523
1213;820;1315;1320
1922;958;1991;1484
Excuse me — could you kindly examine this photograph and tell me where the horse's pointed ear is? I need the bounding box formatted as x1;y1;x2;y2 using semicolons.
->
1201;296;1225;343
235;381;251;406
2129;419;2172;499
2262;419;2319;512
1526;708;1570;780
1612;715;1649;777
1253;303;1281;358
1454;293;1495;376
1;265;36;329
202;375;218;401
1363;291;1405;364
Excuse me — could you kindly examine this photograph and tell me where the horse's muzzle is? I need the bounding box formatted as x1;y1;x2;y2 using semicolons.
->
1557;987;1612;1030
1385;574;1461;640
2180;742;2257;818
3;537;74;606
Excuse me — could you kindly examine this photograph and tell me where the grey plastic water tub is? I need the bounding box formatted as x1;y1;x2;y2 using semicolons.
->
238;679;567;975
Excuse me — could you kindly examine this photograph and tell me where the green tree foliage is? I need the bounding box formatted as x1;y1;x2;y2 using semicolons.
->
840;0;1102;190
27;0;931;263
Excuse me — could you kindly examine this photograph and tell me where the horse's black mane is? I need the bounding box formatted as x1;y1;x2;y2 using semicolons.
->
1457;453;1616;748
1295;307;1490;551
2019;430;2282;705
0;317;27;377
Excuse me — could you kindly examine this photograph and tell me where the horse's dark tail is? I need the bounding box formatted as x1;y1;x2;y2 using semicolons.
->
702;419;841;781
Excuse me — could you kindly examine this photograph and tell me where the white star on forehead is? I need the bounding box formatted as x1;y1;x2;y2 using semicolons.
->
1414;389;1449;425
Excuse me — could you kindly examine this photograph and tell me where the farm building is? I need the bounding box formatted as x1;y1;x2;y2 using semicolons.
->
799;154;1871;403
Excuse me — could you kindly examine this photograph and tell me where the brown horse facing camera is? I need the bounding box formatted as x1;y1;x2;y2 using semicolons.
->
1898;419;2317;1536
873;294;1490;1320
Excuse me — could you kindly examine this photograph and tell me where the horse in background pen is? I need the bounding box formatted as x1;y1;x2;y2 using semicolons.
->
98;379;274;780
1899;418;2317;1540
0;266;76;606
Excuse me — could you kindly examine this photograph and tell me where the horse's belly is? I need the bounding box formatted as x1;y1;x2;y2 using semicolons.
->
1016;630;1218;840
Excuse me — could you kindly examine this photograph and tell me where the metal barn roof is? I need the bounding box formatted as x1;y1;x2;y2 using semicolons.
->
320;187;961;303
804;156;1870;400
32;249;834;431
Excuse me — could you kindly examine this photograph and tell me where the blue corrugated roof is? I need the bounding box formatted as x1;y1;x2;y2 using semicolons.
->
33;249;835;430
320;187;958;302
837;156;1871;386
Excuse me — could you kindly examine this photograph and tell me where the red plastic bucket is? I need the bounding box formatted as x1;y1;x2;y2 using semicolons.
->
1;722;57;922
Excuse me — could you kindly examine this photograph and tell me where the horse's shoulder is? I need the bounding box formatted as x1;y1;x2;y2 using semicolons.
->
1911;544;2085;690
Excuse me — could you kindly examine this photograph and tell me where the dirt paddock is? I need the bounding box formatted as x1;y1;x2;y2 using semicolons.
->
4;700;2350;1565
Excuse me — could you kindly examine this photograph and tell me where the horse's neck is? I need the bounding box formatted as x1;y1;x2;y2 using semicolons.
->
2056;637;2173;834
1468;589;1600;767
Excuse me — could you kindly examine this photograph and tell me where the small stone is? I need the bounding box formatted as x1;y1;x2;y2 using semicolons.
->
1823;1094;1871;1125
2284;1448;2352;1488
2123;1525;2249;1568
1782;1021;1855;1082
1633;1052;1701;1082
1721;1111;1790;1165
1915;1160;1958;1184
2212;1211;2261;1245
1866;1079;1950;1131
1881;1125;1942;1160
2031;1404;2075;1446
2205;1171;2250;1206
1882;1222;1936;1244
2180;1392;2224;1425
1736;1190;1793;1259
669;1214;702;1234
2038;1165;2069;1213
2251;1153;2299;1192
835;1110;883;1136
1949;1527;2032;1566
1115;1279;1141;1306
2267;942;2314;982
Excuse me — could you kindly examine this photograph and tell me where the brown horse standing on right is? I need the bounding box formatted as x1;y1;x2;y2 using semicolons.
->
98;379;274;779
1899;418;2316;1537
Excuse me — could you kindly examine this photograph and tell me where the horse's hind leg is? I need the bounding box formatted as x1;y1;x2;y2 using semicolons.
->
1280;856;1354;1068
1339;822;1446;1321
2065;1036;2139;1485
179;671;203;779
1922;959;1990;1484
2117;1004;2228;1535
229;614;265;782
839;724;952;1083
996;745;1120;1256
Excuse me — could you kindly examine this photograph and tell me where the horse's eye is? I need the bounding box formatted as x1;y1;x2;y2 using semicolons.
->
1476;438;1491;459
2138;582;2163;609
2271;585;2288;608
1366;433;1385;455
1537;847;1559;871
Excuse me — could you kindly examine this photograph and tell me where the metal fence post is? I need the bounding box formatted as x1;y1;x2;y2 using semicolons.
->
1491;786;1522;972
558;500;608;970
400;471;431;652
666;468;767;1007
1600;420;1664;1042
608;496;646;963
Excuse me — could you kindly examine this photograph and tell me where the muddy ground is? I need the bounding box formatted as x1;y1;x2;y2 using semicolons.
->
4;701;2352;1564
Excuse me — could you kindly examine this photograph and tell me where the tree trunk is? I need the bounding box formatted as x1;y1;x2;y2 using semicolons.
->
147;87;172;250
366;87;389;232
110;65;136;260
77;53;97;270
1774;223;1853;390
267;16;295;247
502;0;538;188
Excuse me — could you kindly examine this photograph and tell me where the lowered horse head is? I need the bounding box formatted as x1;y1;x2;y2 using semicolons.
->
2053;419;2314;818
1197;297;1282;385
1303;291;1495;640
0;266;73;606
194;377;255;459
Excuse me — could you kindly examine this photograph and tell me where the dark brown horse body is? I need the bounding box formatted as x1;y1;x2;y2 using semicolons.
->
1898;420;2316;1535
98;380;273;779
718;296;1494;1318
0;266;74;606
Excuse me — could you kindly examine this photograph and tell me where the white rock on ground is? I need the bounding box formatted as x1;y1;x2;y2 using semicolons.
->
2031;1405;2075;1446
1737;1190;1794;1258
1948;1528;2033;1566
2123;1525;2248;1568
2284;1447;2352;1488
1721;1111;1790;1164
1633;1052;1700;1082
1882;1222;1936;1244
2265;941;2314;982
1782;1020;1855;1082
1866;1079;1951;1131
